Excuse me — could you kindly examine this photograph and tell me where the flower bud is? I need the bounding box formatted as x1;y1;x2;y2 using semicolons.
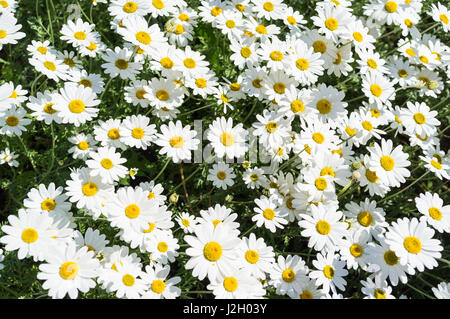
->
169;193;179;204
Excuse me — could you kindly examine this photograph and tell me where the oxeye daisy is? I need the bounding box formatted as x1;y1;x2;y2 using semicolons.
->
287;277;326;299
342;19;376;52
385;56;417;87
93;119;127;151
120;114;157;150
175;212;198;234
141;264;181;299
56;50;83;71
385;217;443;272
252;109;291;150
37;244;100;299
300;29;338;70
65;167;115;218
229;36;260;70
282;6;306;31
144;77;185;110
243;166;269;189
361;72;396;108
60;18;96;48
206;116;248;160
108;0;150;20
432;282;450;299
360;276;395;299
26;90;62;125
105;259;147;299
138;181;167;205
101;46;143;80
118;15;167;53
367;138;411;188
309;252;348;295
415;192;450;233
237;233;275;280
311;4;353;43
243;16;280;40
363;0;406;26
6;82;27;105
68;133;98;160
325;43;354;77
67;69;105;95
420;151;450;180
22;182;71;218
207;162;236;190
198;0;227;26
85;146;128;185
154;120;200;163
0;147;19;167
29;52;70;82
197;204;240;236
207;267;266;299
173;45;210;79
269;255;309;297
0;11;25;50
356;48;389;76
357;156;391;197
429;2;450;32
0;106;31;136
215;10;244;39
399;101;440;137
52;83;100;127
252;194;288;233
344;198;388;241
184;222;241;282
286;38;325;86
0;210;57;262
298;202;348;253
310;84;347;128
146;231;179;265
263;70;298;104
338;230;371;271
73;227;109;255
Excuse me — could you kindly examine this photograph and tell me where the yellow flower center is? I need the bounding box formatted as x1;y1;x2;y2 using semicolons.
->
179;13;189;21
107;128;120;140
263;1;274;11
287;16;296;24
316;99;332;114
404;19;413;28
152;0;164;9
44;61;57;71
5;116;19;127
86;42;97;51
123;1;138;13
135;31;151;45
230;83;240;91
0;30;6;39
225;20;236;29
59;262;79;280
217;171;227;180
314;177;327;191
370;84;382;97
131;127;144;139
405;48;416;56
210;6;222;17
115;59;129;70
263;208;275;220
157;241;168;252
203;241;222;261
398;69;408;78
295;58;309;71
419;55;429;64
384;250;399;265
345;126;356;136
428;207;442;220
325;18;338;31
380;155;395;171
74;31;86;40
350;244;363;257
365;169;379;183
250;173;259;181
183;58;196;69
21;228;39;243
403;236;422;254
290;100;304;113
273;82;286;94
64;58;76;67
182;218;190;227
440;14;449;24
169;136;184;148
282;268;296;282
69;99;85;113
156;89;169;101
270;50;283;61
252;78;263;88
41;198;56;211
223;277;238;292
316;220;331;235
220;132;235;146
79;79;92;88
143;223;155;233
367;58;378;69
82;182;98;196
374;289;387;299
357;211;373;227
384;1;398;13
244;249;259;264
300;290;313;299
320;167;335;177
413;113;425;124
122;274;135;286
195;78;207;89
100;158;113;169
37;46;47;54
323;265;335;279
312;132;325;144
312;40;327;53
160;57;174;69
240;46;252;58
255;24;267;34
151;279;166;293
362;120;373;131
353;32;363;42
266;121;278;133
125;204;140;219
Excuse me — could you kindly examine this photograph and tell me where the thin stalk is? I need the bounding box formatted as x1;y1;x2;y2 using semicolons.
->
46;122;56;175
153;158;171;181
406;283;435;299
171;165;203;194
45;0;54;43
18;136;38;173
377;171;431;204
242;99;258;123
180;163;195;215
240;224;257;238
179;103;213;117
99;78;113;102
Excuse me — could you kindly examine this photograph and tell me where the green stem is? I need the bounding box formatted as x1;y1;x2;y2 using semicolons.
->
242;99;258;123
171;165;203;194
240;224;257;238
18;136;38;173
47;122;56;175
406;283;435;299
377;171;430;204
99;78;113;102
179;103;212;117
45;0;54;43
153;158;171;181
337;179;354;198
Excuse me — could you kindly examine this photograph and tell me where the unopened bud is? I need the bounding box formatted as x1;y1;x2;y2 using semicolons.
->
262;188;270;196
169;193;179;203
352;171;361;181
225;194;233;202
351;161;362;170
242;161;251;169
428;81;438;90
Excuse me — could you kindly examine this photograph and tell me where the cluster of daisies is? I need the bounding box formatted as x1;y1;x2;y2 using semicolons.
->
0;0;449;299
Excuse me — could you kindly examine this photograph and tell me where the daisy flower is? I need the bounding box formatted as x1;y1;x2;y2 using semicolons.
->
154;120;200;163
22;182;71;217
0;11;25;50
229;36;260;70
363;0;406;26
341;19;376;52
60;18;95;48
360;276;395;299
173;45;210;79
144;77;185;110
298;202;348;253
252;109;291;150
207;268;266;299
356;48;389;75
101;46;143;80
309;252;348;294
175;212;198;234
311;4;354;43
0;210;57;262
67;70;105;95
207;162;236;190
105;259;147;299
429;2;450;32
93;118;127;151
252;194;288;233
415;192;450;233
237;233;275;280
0;147;19;167
52;83;100;127
184;223;241;282
287;277;326;299
269;255;309;297
26;90;61;125
146;231;179;265
73;227;109;255
432;282;450;299
361;72;396;108
206;116;248;160
399;101;440;138
384;217;443;272
367;138;411;188
68;133;98;160
0;107;31;136
338;230;371;271
37;244;100;299
141;264;181;299
85;146;128;185
108;0;150;20
120;114;157;150
310;84;347;127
